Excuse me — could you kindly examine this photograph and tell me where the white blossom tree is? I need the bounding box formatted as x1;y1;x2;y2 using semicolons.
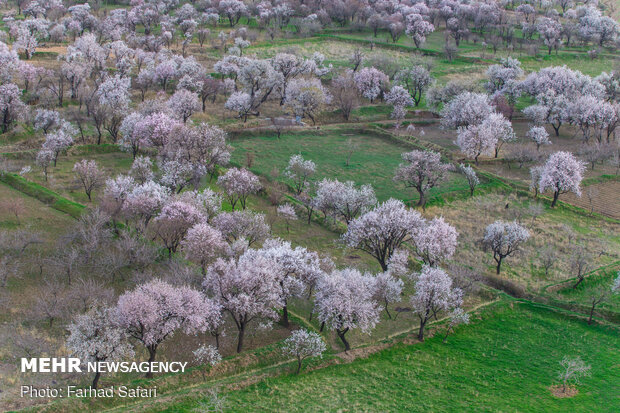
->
204;249;284;353
282;329;326;374
458;164;480;196
67;306;134;388
482;221;530;274
538;151;586;207
217;167;261;210
314;268;380;351
313;179;376;224
342;198;424;271
410;266;463;341
394;150;452;209
284;154;316;194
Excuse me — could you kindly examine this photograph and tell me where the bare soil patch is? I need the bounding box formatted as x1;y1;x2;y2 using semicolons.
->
549;384;578;398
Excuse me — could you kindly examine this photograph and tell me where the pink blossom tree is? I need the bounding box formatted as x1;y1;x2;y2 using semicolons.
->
129;156;154;184
42;123;75;166
567;95;613;143
394;150;453;209
259;238;322;327
182;223;229;274
152;200;204;257
33;109;61;133
537;17;563;55
132;112;182;151
385;85;414;121
458;163;480;196
212;210;270;247
410;266;463;340
406;13;435;48
101;174;135;225
342;198;424;271
441;92;493;129
225;91;255;122
314;267;379;351
204;249;283;352
0;83;27;133
219;0;248;27
529;165;544;198
538;151;586;207
277;204;298;233
116;279;221;377
482;221;530;274
371;270;404;319
73;159;105;201
123;180;170;229
331;70;359;120
35;149;54;181
284;77;331;124
394;66;433;106
166;122;231;182
527;126;552;151
455;112;515;163
97;75;131;142
353;67;389;102
217;167;261;210
523;91;570;137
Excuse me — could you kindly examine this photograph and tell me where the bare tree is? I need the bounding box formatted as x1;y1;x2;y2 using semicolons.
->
331;71;360;121
68;278;115;312
539;247;556;277
349;48;364;71
0;198;25;225
344;137;360;166
585;186;598;216
33;278;68;328
557;356;591;393
585;273;619;324
570;246;590;289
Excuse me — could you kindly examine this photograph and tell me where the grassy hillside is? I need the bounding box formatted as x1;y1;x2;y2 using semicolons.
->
172;300;620;412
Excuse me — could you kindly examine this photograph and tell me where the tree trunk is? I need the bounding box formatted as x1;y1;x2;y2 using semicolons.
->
296;357;302;374
551;191;560;208
496;257;502;274
281;304;289;327
92;371;101;389
417;318;427;341
416;191;426;209
573;276;584;289
236;323;246;353
384;299;392;319
378;256;389;272
337;328;350;351
145;346;157;378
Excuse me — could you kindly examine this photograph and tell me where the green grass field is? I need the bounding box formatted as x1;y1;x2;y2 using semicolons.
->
230;129;483;205
555;265;620;314
173;300;620;412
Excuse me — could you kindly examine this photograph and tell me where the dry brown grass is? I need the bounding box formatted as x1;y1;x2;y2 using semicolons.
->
426;192;620;292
